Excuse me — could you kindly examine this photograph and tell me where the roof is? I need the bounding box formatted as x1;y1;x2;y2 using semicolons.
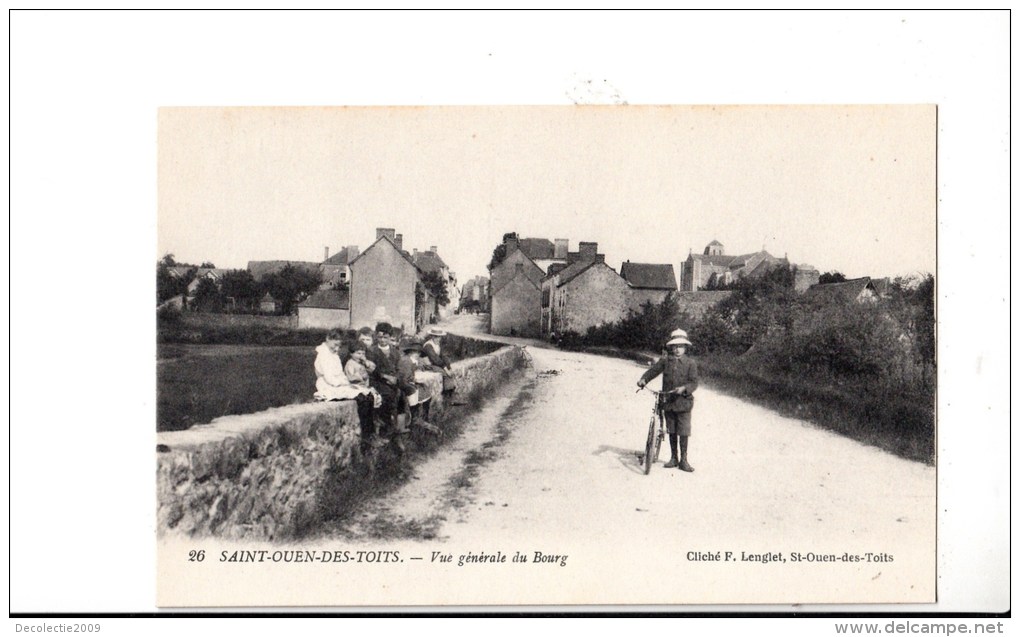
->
552;259;604;287
620;262;677;290
260;292;276;302
805;277;876;302
707;239;723;246
322;247;352;266
298;288;350;310
412;250;448;274
348;234;421;273
247;260;321;281
518;238;555;260
690;253;738;267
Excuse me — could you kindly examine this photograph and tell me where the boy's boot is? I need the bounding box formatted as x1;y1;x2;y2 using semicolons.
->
663;433;680;468
678;436;694;472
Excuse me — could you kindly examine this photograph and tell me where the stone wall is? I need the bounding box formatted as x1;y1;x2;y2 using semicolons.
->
156;344;526;540
674;290;733;320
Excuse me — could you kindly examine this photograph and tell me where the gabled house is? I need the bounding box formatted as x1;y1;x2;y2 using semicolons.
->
542;242;632;336
490;249;545;337
620;261;678;309
805;277;880;304
321;245;360;289
348;228;423;332
297;288;351;329
186;268;230;296
412;245;458;318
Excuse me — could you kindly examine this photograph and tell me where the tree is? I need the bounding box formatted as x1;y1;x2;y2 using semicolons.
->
191;277;224;313
261;264;323;315
199;261;216;269
419;270;450;306
156;258;194;305
819;271;847;284
487;232;518;271
220;269;261;312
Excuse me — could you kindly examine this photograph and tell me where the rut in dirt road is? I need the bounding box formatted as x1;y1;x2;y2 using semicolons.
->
324;371;547;541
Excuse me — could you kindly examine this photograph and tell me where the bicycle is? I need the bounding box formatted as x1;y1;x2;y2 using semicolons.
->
637;387;683;475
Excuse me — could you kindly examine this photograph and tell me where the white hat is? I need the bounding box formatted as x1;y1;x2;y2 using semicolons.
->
426;327;447;337
670;328;689;340
666;336;692;348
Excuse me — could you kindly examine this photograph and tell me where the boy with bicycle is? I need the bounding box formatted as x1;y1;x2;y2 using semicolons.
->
637;329;699;472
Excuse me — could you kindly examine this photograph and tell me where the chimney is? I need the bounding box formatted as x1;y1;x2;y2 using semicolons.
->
429;245;437;253
347;245;359;262
413;248;418;257
554;238;568;259
394;233;403;251
503;234;519;251
579;241;598;260
376;227;396;241
324;246;329;261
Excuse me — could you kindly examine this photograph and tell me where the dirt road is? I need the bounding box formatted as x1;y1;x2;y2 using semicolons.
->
312;314;935;605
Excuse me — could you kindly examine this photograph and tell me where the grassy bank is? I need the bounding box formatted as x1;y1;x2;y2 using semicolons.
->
696;353;934;464
557;342;934;465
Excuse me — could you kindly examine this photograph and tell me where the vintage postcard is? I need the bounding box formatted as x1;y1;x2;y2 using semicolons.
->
156;105;936;608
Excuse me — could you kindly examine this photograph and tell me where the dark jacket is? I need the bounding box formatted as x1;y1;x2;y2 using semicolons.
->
422;339;451;370
639;355;699;412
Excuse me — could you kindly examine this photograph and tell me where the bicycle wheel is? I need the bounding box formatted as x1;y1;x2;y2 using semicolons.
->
643;416;656;475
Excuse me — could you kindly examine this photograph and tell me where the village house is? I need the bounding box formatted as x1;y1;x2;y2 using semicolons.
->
412;246;459;318
680;240;820;292
620;261;679;308
320;245;360;289
489;243;546;336
297;288;350;329
348;228;424;332
460;276;489;313
541;241;636;336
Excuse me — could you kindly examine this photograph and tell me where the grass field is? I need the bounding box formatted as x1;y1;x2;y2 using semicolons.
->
157;344;316;432
156;318;506;431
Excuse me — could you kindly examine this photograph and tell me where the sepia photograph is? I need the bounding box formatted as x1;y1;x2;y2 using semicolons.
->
156;105;936;606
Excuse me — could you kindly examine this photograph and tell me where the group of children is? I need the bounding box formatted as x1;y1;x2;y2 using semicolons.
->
314;322;455;455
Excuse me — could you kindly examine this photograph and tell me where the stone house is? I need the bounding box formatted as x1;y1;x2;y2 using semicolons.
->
620;261;678;309
297;288;351;329
490;248;545;337
460;276;489;312
348;228;422;332
320;245;360;290
542;242;632;336
412;246;458;318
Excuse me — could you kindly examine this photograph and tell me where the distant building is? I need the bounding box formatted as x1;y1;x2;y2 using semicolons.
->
620;261;678;309
412;245;458;319
297;288;351;329
259;292;279;314
320;245;360;289
680;240;819;292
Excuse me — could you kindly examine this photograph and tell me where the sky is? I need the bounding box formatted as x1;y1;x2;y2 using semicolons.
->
158;105;935;284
